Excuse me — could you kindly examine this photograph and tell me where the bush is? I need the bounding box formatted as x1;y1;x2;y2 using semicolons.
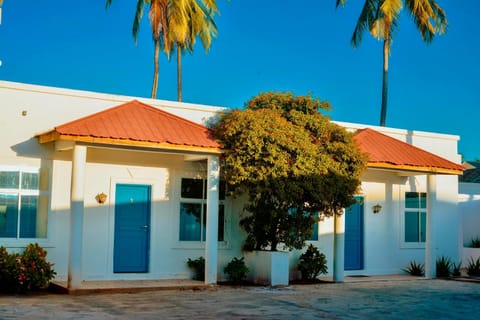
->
224;257;249;284
187;256;205;281
436;256;452;278
466;257;480;276
403;260;424;276
0;243;56;293
471;237;480;248
297;244;328;282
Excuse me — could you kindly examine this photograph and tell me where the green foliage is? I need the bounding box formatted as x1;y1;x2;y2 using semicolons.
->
213;92;367;251
466;257;480;276
297;244;328;282
403;260;424;276
224;257;249;284
436;256;452;278
471;237;480;248
187;256;205;281
0;243;56;293
452;261;462;277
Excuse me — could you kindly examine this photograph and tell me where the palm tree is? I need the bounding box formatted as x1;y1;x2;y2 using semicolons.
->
107;0;170;99
167;0;218;102
341;0;447;126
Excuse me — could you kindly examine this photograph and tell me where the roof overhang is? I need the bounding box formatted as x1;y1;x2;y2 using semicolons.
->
367;162;464;175
37;131;223;155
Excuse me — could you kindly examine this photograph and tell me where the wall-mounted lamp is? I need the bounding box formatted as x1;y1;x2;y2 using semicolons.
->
372;203;382;214
95;192;108;204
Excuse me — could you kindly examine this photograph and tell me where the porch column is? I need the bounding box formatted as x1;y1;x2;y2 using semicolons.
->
205;155;220;285
333;210;345;282
425;174;437;279
68;144;87;290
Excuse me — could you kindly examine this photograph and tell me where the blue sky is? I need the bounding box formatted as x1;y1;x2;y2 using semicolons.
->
0;1;478;160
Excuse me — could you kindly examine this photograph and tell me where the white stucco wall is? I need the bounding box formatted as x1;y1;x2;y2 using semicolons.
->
459;182;480;246
0;81;465;281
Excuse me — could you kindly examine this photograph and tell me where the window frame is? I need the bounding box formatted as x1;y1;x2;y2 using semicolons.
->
0;166;49;241
176;175;228;248
400;191;427;249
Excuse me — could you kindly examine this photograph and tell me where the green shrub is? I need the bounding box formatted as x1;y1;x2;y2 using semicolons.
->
0;243;56;293
224;257;249;284
436;256;452;278
471;237;480;248
297;244;328;282
452;261;462;277
466;257;480;276
403;260;424;276
187;256;205;281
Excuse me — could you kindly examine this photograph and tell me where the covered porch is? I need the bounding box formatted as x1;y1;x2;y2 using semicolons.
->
37;100;223;290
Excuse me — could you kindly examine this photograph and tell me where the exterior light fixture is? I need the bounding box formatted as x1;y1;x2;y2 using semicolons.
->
372;203;382;214
95;192;108;204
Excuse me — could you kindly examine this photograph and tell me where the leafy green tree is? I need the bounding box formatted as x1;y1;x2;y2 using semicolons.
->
213;92;367;251
340;0;447;126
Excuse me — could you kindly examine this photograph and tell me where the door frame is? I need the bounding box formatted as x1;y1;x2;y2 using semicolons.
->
107;178;157;278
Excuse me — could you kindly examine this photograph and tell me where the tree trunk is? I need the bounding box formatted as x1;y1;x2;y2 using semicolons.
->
177;44;182;102
151;39;160;99
380;38;389;127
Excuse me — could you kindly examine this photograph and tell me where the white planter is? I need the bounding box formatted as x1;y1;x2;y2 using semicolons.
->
462;247;480;263
244;251;289;286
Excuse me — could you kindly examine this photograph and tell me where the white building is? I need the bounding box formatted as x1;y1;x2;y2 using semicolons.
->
0;81;465;290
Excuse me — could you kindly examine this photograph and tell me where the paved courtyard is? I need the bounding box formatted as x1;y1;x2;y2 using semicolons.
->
1;279;479;319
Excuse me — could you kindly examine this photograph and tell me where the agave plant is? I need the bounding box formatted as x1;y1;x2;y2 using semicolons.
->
436;256;452;278
403;260;424;276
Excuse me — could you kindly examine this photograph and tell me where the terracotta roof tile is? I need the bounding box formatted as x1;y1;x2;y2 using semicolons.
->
53;100;220;149
354;128;465;174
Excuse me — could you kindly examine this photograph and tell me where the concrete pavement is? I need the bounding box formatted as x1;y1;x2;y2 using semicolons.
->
1;279;479;319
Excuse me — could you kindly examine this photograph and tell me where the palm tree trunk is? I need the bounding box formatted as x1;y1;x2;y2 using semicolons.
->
177;44;182;102
151;39;160;99
380;38;389;127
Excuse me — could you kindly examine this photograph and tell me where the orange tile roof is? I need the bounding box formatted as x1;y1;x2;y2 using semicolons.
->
38;100;221;152
354;128;465;175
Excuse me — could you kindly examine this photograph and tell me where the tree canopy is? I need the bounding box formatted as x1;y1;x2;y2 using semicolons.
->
213;92;367;251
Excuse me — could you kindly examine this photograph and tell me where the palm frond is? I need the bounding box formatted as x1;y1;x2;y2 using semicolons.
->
132;0;146;43
351;0;377;47
404;0;447;43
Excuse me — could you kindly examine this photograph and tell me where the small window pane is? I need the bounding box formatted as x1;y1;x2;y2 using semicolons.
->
420;212;426;242
405;211;420;242
218;205;225;241
179;203;202;241
0;171;19;189
310;213;319;241
0;193;19;238
419;193;427;209
405;192;420;208
21;172;39;190
20;195;38;238
181;179;204;199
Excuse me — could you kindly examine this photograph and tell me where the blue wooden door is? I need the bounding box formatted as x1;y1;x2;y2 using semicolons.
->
345;196;364;270
114;184;151;273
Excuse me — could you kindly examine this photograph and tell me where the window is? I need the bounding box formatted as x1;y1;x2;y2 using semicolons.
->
179;178;225;242
404;192;426;243
0;168;48;238
309;213;319;241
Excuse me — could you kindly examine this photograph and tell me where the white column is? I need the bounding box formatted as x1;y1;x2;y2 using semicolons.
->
333;210;345;282
205;155;220;284
425;174;437;279
68;144;87;290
